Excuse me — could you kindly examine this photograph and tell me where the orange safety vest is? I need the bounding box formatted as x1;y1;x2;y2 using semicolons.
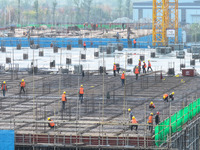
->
148;62;151;67
133;40;136;44
150;104;155;108
144;63;147;68
121;73;125;79
138;61;141;66
49;119;55;127
21;81;26;87
163;94;168;98
1;84;7;90
113;65;117;71
132;118;138;124
62;94;66;101
96;24;98;27
83;42;86;46
79;87;84;94
148;116;153;123
135;68;139;74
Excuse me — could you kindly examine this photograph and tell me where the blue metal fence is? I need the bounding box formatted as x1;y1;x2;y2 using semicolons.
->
0;130;14;150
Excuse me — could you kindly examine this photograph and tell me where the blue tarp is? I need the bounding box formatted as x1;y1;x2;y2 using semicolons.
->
0;130;14;150
0;28;182;48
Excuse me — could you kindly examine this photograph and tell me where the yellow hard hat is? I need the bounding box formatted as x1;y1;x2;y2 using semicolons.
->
150;101;153;105
150;113;153;115
3;81;6;84
163;96;165;99
81;85;83;87
22;79;24;82
132;116;135;119
143;61;145;63
63;91;66;94
139;59;140;61
128;108;131;111
123;71;125;73
136;66;138;68
172;92;175;95
48;117;51;121
148;60;150;61
114;63;115;64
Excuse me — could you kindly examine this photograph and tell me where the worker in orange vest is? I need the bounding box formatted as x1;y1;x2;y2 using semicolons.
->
133;39;137;48
147;60;153;72
134;66;139;80
20;79;26;94
148;113;153;132
142;61;147;74
96;24;98;30
62;91;67;110
121;71;125;86
83;41;86;50
113;63;117;76
149;101;155;110
138;59;141;73
1;81;7;97
163;94;169;102
79;85;84;103
131;116;138;131
48;117;55;129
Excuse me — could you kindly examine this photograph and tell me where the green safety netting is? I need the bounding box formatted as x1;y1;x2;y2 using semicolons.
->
17;24;123;29
155;98;200;147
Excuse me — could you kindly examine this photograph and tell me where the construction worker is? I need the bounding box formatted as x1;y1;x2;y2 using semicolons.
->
149;101;155;109
113;63;117;76
131;116;138;131
133;39;137;48
147;60;153;72
142;61;147;74
155;112;160;125
62;91;67;110
121;71;125;86
128;108;133;121
96;24;98;30
1;81;7;97
148;113;153;132
79;85;84;103
169;92;175;101
83;41;86;50
134;66;139;80
20;79;26;94
163;94;169;102
48;117;55;129
138;59;141;73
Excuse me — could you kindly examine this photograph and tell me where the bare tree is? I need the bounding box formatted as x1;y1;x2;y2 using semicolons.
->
33;0;39;24
125;0;131;18
18;0;20;25
52;0;57;26
73;0;82;23
117;0;123;18
82;0;93;23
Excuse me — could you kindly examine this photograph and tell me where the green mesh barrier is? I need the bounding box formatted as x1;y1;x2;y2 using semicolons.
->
155;98;200;147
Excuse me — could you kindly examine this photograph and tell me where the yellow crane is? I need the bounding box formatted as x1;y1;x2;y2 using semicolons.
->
152;0;178;46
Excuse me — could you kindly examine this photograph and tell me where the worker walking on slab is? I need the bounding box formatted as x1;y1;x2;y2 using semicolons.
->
20;79;26;94
163;94;169;102
1;81;7;97
79;85;84;103
133;39;137;48
147;60;153;72
48;117;55;129
62;91;67;110
155;112;160;125
148;113;153;133
83;41;86;50
138;59;141;73
149;101;155;110
134;66;139;80
169;92;175;101
113;63;117;76
128;108;133;121
142;61;147;74
131;116;138;131
121;71;125;86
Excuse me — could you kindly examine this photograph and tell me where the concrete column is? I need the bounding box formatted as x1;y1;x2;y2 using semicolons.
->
138;9;143;20
181;9;186;25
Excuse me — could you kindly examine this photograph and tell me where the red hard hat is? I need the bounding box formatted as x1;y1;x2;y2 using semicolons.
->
157;112;159;115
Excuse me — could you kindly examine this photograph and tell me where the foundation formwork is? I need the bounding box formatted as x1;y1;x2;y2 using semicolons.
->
0;71;199;149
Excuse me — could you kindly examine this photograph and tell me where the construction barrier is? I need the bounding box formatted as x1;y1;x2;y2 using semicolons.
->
0;130;15;150
155;98;200;147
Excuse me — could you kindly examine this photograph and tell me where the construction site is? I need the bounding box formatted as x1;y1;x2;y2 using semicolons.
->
0;0;200;150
